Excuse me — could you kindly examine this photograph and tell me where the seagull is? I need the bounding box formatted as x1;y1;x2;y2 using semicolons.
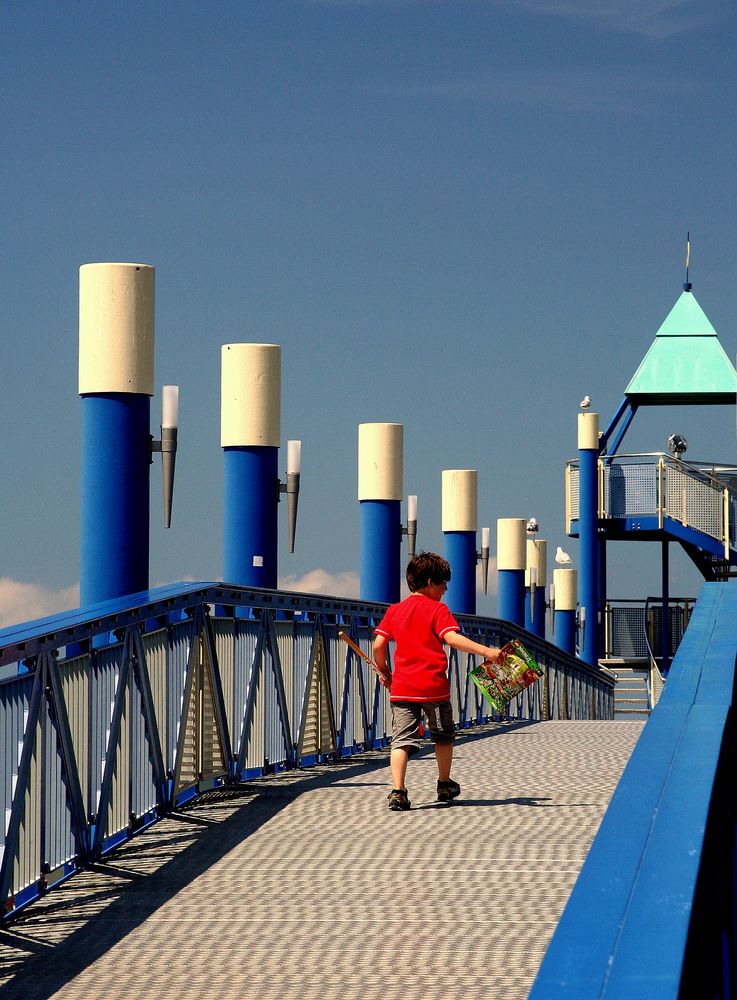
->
555;546;573;565
579;395;591;410
526;517;539;534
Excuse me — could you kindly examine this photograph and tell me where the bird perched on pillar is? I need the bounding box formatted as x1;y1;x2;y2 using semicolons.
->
555;546;573;565
526;517;539;534
579;395;591;410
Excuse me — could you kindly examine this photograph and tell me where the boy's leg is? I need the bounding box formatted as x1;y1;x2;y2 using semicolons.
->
434;740;453;782
390;746;410;790
425;701;461;801
389;703;422;802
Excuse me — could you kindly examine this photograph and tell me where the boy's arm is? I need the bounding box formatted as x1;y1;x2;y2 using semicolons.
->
444;629;504;664
371;634;393;687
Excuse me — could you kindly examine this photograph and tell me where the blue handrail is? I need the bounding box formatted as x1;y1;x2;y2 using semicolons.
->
529;580;737;998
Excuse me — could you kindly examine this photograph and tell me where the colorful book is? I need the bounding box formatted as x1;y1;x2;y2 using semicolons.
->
469;639;542;713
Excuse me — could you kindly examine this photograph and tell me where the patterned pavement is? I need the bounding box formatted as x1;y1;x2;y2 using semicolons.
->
0;719;644;1000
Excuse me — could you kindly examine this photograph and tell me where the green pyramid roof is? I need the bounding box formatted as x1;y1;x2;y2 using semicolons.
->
625;289;736;404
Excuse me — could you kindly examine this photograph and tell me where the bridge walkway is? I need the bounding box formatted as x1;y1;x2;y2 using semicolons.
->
0;719;643;1000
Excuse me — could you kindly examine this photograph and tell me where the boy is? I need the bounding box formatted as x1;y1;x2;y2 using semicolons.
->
372;551;503;811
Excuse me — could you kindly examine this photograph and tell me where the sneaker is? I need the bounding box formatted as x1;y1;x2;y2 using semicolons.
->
387;788;411;811
437;779;461;803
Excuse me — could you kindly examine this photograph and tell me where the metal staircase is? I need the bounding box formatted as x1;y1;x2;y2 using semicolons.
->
609;662;651;719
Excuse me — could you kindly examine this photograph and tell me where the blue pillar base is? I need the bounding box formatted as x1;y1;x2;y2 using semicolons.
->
360;500;400;604
223;446;279;589
80;393;151;605
498;569;524;626
444;531;476;615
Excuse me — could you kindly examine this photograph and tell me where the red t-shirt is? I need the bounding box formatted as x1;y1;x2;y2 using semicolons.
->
375;593;460;702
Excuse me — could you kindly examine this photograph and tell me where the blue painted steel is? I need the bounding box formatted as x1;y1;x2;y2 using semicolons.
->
578;446;599;665
498;569;524;625
554;609;576;655
360;499;400;604
525;588;546;637
223;446;279;588
530;581;737;998
599;396;630;451
80;393;151;604
444;530;477;615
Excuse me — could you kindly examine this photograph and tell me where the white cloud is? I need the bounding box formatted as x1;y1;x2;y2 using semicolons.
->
278;561;498;601
504;0;723;39
304;0;725;38
0;578;80;630
375;67;699;115
278;568;361;598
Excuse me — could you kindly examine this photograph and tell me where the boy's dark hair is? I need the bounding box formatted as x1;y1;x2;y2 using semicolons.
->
406;552;452;592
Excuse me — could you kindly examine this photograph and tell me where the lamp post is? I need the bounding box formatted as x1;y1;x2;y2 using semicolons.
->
151;384;179;529
402;494;418;561
525;537;547;638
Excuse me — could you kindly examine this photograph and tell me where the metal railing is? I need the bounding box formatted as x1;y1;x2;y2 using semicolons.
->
602;597;694;708
567;453;737;555
530;580;737;998
0;582;613;921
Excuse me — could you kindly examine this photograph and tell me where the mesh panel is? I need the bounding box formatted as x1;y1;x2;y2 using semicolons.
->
608;607;647;657
604;464;658;517
665;465;723;538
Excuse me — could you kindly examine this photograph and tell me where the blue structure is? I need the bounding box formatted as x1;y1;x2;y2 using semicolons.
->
552;567;577;656
577;412;600;666
80;395;151;603
359;498;401;603
497;518;525;625
358;423;403;604
223;445;279;587
78;263;155;605
443;469;478;615
530;580;737;998
221;344;282;588
569;283;737;675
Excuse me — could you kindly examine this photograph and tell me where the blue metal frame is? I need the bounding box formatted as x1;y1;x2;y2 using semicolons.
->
530;580;737;998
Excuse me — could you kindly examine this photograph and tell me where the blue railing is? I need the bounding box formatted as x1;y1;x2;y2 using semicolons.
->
529;580;737;999
0;582;612;922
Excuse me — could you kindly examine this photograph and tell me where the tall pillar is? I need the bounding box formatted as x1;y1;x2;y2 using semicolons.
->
222;344;281;588
358;423;403;604
578;411;600;666
442;469;477;615
497;518;525;626
554;567;577;655
79;263;154;605
525;538;547;638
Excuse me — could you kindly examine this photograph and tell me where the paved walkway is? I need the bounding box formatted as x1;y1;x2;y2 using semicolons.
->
0;720;644;1000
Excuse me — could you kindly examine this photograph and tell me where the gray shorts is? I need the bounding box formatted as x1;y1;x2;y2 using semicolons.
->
390;700;456;756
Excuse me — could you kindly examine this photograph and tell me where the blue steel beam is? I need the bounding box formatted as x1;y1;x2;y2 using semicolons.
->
529;581;737;998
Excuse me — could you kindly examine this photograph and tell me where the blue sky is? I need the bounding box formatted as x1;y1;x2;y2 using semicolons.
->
1;0;736;624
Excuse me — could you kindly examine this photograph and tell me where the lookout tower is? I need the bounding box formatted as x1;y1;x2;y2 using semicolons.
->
566;276;737;699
